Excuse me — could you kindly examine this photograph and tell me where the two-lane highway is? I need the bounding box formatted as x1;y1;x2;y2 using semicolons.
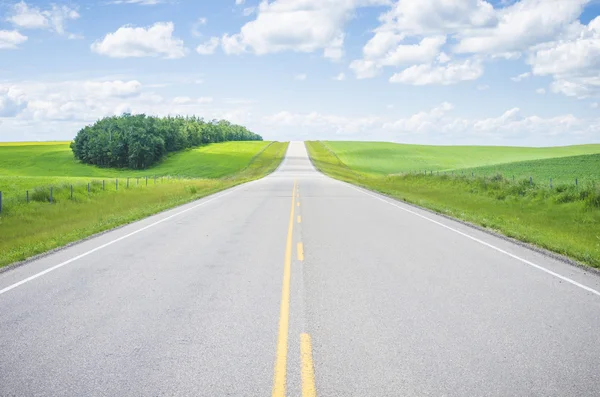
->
2;142;600;396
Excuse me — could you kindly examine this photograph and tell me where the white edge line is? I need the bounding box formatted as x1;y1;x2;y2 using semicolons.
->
345;183;600;298
0;184;247;296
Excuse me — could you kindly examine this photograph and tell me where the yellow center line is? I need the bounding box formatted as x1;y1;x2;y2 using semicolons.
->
300;333;317;397
297;215;302;224
272;180;297;397
297;242;304;261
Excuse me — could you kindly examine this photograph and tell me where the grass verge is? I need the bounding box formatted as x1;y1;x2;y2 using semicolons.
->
306;141;600;268
0;142;288;268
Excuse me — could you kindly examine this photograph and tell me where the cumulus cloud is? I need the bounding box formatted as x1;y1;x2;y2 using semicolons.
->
389;59;483;85
528;16;600;98
91;22;187;59
511;72;530;82
294;73;307;81
196;37;220;55
349;0;594;93
0;30;27;49
454;0;587;55
262;103;597;144
219;0;387;60
7;1;80;36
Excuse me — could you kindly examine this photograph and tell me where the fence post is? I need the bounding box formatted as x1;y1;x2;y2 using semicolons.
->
576;178;578;186
472;172;474;177
550;178;553;189
530;176;533;186
116;179;118;191
26;190;29;203
146;176;148;186
88;183;90;195
50;187;53;203
103;180;105;191
127;178;129;188
137;177;139;186
70;185;73;200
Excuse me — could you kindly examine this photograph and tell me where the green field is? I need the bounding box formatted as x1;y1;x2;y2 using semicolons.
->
0;141;288;268
459;153;600;185
324;141;600;177
0;141;273;198
306;141;600;268
0;140;271;177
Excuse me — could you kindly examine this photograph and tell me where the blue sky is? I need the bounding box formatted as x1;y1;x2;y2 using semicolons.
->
0;0;599;145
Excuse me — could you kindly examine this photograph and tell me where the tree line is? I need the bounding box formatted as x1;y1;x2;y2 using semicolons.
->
71;114;262;169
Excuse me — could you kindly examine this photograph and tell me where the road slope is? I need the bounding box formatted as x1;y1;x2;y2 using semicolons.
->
1;142;600;396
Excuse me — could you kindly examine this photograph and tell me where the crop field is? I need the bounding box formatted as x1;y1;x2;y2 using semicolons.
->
306;141;600;268
323;141;600;177
0;141;288;268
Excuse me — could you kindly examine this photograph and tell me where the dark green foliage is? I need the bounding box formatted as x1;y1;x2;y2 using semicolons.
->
70;114;262;169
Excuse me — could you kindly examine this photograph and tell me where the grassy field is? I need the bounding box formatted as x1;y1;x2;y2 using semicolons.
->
0;141;288;268
0;141;272;197
324;141;600;176
306;141;600;268
459;153;600;185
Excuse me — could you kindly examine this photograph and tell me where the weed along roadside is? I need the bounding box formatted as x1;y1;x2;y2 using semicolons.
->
0;142;289;268
305;141;600;268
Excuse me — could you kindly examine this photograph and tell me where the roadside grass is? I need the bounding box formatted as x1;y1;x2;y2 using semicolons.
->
324;141;600;175
306;141;600;268
0;142;288;268
0;141;271;178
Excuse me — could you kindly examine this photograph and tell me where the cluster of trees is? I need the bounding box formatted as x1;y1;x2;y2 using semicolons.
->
71;114;262;169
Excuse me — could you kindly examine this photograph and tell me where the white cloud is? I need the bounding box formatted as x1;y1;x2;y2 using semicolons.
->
476;84;489;90
91;22;187;59
7;1;80;36
390;59;483;85
511;72;530;82
349;59;378;79
528;16;600;98
197;37;220;55
262;103;597;143
235;0;245;4
0;30;27;49
351;35;446;78
455;0;587;55
220;0;388;59
536;88;546;94
592;102;599;109
377;0;496;36
294;73;307;81
333;72;346;81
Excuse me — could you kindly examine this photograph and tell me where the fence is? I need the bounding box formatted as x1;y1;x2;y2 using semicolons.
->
0;175;191;215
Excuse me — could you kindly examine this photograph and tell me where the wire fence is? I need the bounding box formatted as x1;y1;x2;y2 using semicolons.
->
0;175;192;215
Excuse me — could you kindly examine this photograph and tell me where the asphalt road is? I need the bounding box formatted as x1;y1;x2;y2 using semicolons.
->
2;141;600;396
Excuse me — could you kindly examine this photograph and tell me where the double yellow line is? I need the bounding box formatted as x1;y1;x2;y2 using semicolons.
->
272;180;316;397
